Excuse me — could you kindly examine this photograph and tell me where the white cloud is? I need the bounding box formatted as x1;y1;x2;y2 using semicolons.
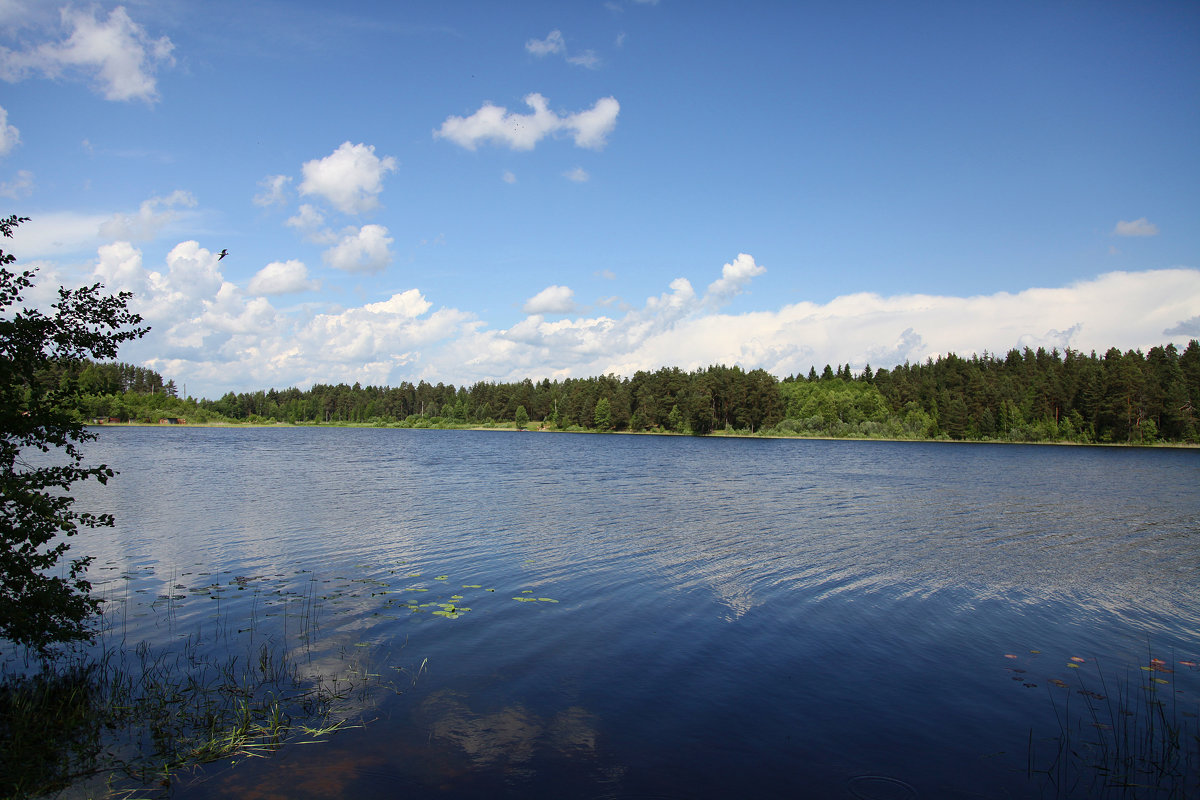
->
1113;217;1159;237
703;253;765;308
299;141;397;215
0;104;18;155
526;30;565;56
523;285;576;314
322;224;393;273
0;168;32;198
566;50;600;69
72;240;1200;403
94;240;224;332
563;166;589;182
93;239;146;290
435;93;620;151
253;174;292;207
563;97;620;149
10;210;109;256
99;190;197;241
0;6;174;102
247;260;319;295
525;29;599;68
423;265;1200;387
502;170;517;184
285;203;336;244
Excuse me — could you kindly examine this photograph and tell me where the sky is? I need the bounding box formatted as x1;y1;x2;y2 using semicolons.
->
1;0;1198;399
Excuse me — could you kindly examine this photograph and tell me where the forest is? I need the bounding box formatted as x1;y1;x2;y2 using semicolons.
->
47;340;1200;445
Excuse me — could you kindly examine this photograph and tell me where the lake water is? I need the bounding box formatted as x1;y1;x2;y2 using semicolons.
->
50;428;1200;798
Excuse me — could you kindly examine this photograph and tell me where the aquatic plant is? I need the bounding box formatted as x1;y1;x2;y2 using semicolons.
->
1010;650;1200;798
0;580;414;798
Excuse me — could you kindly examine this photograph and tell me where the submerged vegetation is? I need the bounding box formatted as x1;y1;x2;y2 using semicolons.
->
1005;649;1200;798
51;339;1200;444
0;558;560;798
0;570;406;798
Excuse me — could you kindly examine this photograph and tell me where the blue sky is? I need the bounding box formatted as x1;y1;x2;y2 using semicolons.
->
2;0;1198;398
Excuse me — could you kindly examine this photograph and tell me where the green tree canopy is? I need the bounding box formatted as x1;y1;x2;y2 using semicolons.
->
1;215;148;652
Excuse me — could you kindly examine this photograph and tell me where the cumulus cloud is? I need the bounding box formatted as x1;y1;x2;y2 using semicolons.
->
253;174;291;207
322;224;393;273
0;6;174;102
435;93;620;151
94;240;224;334
703;253;765;308
93;240;146;290
99;190;196;240
1113;217;1159;237
526;30;565;56
523;285;576;314
502;170;517;184
75;239;1200;403
299;141;397;215
247;260;319;295
0;105;18;155
0;168;32;198
285;203;335;244
563;166;589;182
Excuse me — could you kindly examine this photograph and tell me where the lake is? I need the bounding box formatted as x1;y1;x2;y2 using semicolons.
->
47;428;1200;798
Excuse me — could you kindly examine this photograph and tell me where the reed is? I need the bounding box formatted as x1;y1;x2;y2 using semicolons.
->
1027;653;1199;799
0;575;415;799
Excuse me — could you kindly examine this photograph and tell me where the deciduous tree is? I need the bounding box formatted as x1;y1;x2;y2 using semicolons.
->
1;215;148;651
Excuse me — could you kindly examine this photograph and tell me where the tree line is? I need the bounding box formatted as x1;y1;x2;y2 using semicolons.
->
54;341;1200;444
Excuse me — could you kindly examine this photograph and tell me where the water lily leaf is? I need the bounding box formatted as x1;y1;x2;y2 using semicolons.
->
463;585;482;589
1050;679;1069;688
1180;660;1198;668
1004;654;1018;659
436;575;449;581
513;597;538;602
1070;657;1086;663
537;598;559;603
1067;663;1080;669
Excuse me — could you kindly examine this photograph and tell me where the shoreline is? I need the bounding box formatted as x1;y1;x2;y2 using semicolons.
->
87;421;1200;449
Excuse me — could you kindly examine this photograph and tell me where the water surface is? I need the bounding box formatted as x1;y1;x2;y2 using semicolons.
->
59;428;1200;798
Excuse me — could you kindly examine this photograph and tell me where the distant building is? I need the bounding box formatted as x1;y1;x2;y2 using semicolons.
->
158;418;187;425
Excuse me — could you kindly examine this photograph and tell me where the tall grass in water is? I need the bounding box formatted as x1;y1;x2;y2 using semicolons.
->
0;573;418;799
1028;653;1199;799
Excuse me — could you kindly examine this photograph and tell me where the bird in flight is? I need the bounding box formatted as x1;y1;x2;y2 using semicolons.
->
217;249;229;261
